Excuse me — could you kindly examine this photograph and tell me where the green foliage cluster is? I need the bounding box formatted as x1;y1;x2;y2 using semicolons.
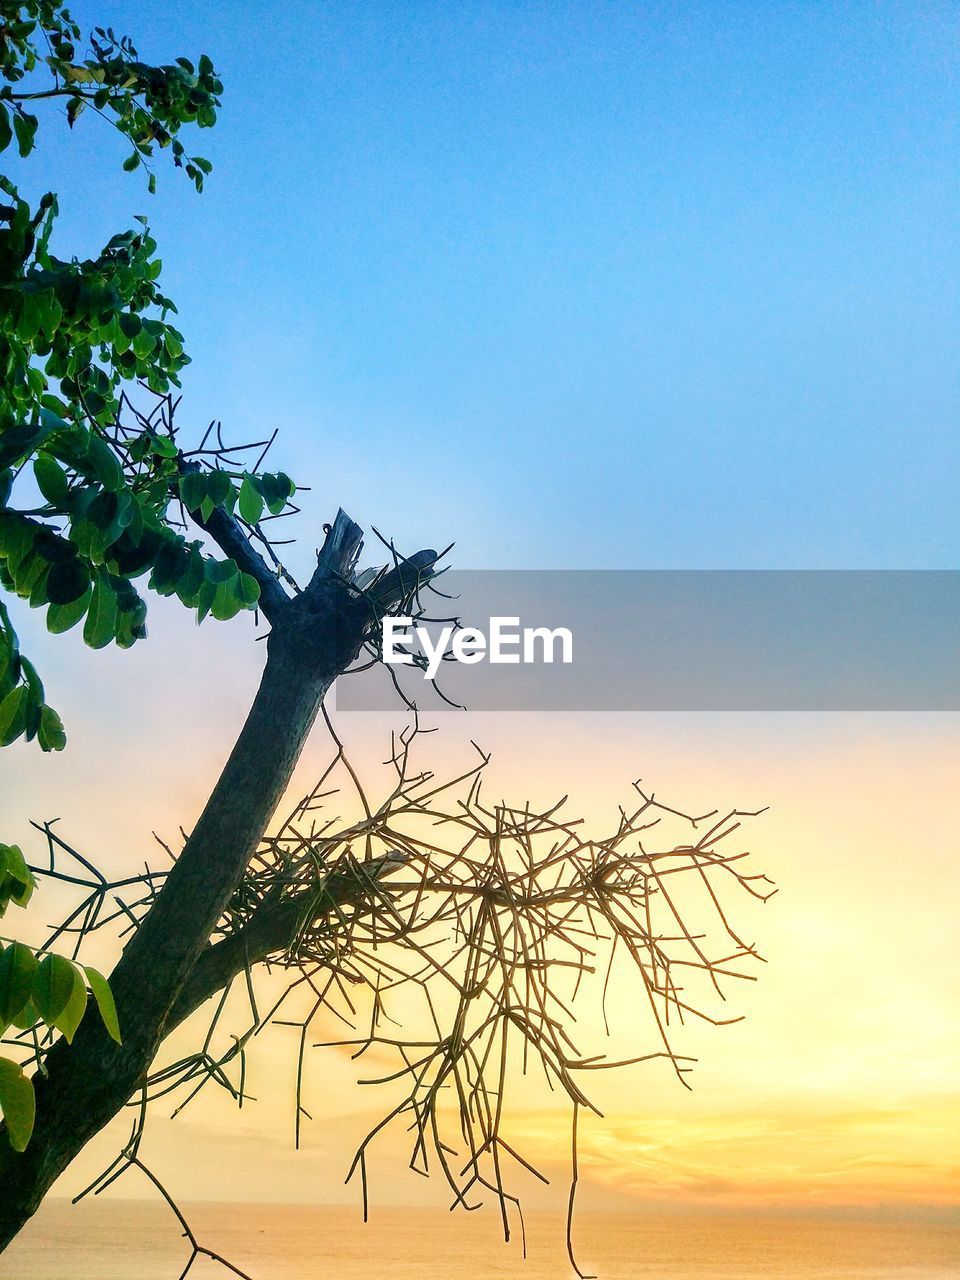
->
0;844;119;1150
0;3;221;189
0;3;290;1148
0;599;63;748
0;2;299;751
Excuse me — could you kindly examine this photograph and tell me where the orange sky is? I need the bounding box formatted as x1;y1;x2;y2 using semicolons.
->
2;604;958;1218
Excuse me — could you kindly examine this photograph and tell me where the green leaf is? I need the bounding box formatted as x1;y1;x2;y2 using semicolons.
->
178;472;206;513
205;469;231;507
10;999;38;1032
82;574;118;649
33;454;69;505
13;111;37;158
18;656;44;706
53;965;87;1043
87;489;120;531
0;105;12;153
194;577;215;624
0;686;28;747
85;436;122;492
124;497;146;548
238;475;263;524
0;943;38;1024
118;312;142;339
205;557;238;585
132;328;155;359
122;150;141;172
17;292;42;344
258;472;295;516
37;704;66;752
47;584;92;634
0;420;54;471
38;290;63;341
46;559;88;605
173;548;204;606
0;1057;35;1152
84;967;121;1044
149;538;188;595
150;434;177;459
32;953;78;1025
0;844;35;909
211;580;242;621
27;560;52;610
83;390;107;419
236;572;261;606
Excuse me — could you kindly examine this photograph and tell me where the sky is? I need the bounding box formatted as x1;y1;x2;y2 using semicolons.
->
1;0;958;1236
13;0;959;572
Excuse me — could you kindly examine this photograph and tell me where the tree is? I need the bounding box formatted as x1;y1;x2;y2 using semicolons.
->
0;7;773;1274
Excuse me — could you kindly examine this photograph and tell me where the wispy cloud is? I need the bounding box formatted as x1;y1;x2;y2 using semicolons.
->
507;1096;960;1213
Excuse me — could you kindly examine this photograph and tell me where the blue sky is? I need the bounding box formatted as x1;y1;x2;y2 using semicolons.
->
20;0;959;571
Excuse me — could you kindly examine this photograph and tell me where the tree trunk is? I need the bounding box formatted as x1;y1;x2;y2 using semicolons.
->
0;517;371;1248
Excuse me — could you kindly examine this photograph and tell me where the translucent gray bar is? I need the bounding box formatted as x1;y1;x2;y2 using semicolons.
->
335;571;959;712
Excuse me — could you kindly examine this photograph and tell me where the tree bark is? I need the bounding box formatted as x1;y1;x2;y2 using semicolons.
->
0;512;382;1247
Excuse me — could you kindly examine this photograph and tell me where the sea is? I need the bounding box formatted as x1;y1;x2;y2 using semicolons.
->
2;1201;958;1279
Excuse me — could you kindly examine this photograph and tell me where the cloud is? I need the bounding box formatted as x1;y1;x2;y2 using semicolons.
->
505;1095;960;1214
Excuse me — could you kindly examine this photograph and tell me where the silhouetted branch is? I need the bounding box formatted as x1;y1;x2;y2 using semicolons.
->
12;715;773;1278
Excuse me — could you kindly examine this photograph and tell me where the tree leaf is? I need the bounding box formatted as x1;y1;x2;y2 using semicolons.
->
84;436;122;492
0;843;35;909
0;419;54;471
211;580;242;621
33;453;69;505
47;585;92;634
205;557;238;586
46;559;89;605
84;967;121;1044
132;328;155;359
32;953;78;1025
13;111;37;158
0;1057;35;1152
37;704;66;752
53;965;88;1043
178;472;206;513
0;686;28;747
0;943;37;1024
205;469;231;507
82;574;118;649
236;572;261;606
258;473;289;515
237;475;263;524
173;548;204;606
10;998;39;1032
194;577;215;624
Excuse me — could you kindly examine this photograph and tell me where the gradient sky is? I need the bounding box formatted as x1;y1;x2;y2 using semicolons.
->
13;0;959;573
2;0;958;1229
